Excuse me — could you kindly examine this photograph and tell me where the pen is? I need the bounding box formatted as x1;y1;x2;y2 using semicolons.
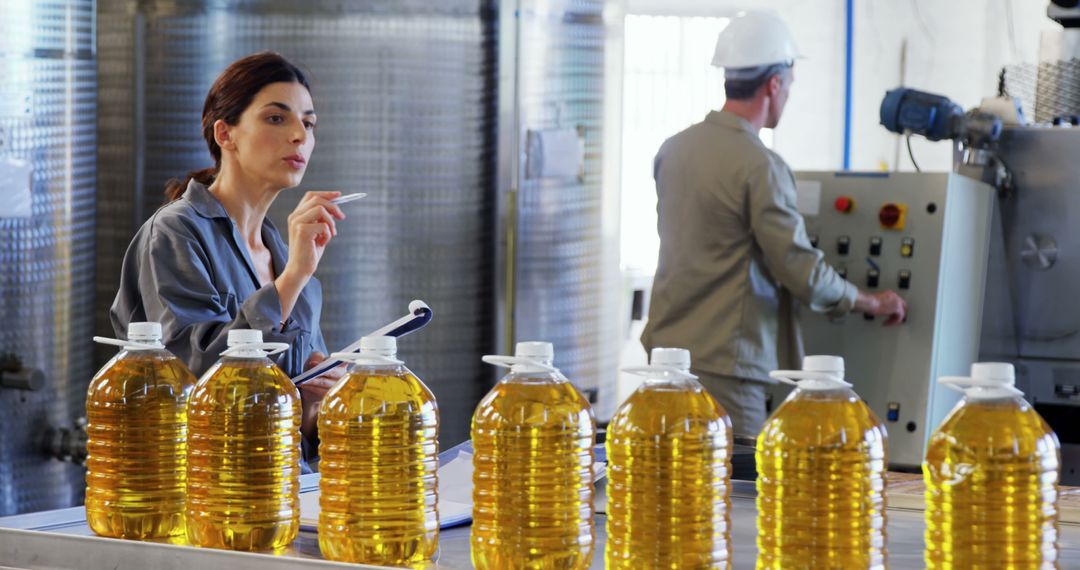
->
330;192;367;205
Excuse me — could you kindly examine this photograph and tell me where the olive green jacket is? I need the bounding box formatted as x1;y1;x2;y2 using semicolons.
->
642;110;857;383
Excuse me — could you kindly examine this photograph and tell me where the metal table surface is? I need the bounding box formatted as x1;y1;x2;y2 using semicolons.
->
2;475;1079;569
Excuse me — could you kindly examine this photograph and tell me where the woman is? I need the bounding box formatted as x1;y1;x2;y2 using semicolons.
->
110;52;343;469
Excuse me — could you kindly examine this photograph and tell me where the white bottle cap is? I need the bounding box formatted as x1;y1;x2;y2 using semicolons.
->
769;355;851;390
227;329;263;347
970;362;1015;385
651;347;691;369
515;341;553;360
127;322;162;342
802;355;844;375
360;335;397;357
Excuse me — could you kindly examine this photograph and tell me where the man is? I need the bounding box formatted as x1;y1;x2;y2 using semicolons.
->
641;11;907;437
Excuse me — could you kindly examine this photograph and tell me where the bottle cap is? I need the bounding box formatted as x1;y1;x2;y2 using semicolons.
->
803;355;844;375
938;362;1023;400
970;362;1015;385
360;336;397;357
515;341;553;360
227;329;263;347
482;342;559;374
769;355;852;390
650;347;691;369
127;322;162;343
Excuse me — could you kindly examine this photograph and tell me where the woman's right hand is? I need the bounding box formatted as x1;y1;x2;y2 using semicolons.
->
275;191;345;322
283;191;346;280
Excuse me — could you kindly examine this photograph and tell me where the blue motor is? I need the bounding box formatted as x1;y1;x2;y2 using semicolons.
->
880;88;966;141
880;87;1002;147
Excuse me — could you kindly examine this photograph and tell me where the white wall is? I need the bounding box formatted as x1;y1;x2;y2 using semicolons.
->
838;0;1058;172
627;0;1059;172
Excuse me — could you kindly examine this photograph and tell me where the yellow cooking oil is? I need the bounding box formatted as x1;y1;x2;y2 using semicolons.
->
185;329;301;551
318;336;439;566
756;355;888;570
924;362;1060;568
85;322;197;539
606;348;733;569
472;341;596;570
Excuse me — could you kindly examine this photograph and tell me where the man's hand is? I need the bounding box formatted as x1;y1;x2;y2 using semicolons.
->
854;290;908;326
299;351;347;437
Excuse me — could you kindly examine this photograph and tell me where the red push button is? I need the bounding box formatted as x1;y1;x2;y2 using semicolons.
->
834;196;855;213
879;203;907;229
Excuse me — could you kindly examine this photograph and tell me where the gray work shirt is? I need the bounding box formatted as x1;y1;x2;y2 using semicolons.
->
642;110;857;383
110;179;328;379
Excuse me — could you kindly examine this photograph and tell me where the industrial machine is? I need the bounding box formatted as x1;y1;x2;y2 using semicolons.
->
778;81;1080;482
775;171;996;469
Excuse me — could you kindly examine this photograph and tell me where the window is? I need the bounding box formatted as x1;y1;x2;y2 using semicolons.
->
620;14;775;274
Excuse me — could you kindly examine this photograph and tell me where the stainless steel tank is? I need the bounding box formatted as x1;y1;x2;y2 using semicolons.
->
0;0;97;515
95;0;497;445
511;0;619;419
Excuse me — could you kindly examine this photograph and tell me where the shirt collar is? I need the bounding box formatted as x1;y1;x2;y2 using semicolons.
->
182;178;230;219
182;177;288;286
706;110;758;136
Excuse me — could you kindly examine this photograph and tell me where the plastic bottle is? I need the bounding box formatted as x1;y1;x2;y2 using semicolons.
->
185;329;300;551
85;322;197;539
924;362;1060;568
756;355;888;569
606;347;733;568
318;335;439;565
471;341;596;569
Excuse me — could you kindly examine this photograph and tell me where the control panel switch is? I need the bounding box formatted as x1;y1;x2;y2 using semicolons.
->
837;235;851;255
898;270;912;290
869;236;883;256
901;237;915;258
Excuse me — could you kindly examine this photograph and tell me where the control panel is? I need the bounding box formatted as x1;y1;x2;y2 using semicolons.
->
770;172;996;468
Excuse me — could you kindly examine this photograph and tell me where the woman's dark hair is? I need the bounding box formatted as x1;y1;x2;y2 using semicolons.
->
164;52;311;201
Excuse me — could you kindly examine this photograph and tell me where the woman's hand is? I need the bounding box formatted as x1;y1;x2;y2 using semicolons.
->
299;351;347;438
282;191;345;281
275;191;345;321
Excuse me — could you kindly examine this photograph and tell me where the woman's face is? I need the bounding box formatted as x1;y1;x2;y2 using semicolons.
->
222;81;316;190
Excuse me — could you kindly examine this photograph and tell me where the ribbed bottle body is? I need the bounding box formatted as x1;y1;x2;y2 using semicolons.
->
924;397;1059;568
85;350;196;539
471;375;596;570
318;366;439;565
756;390;888;569
185;357;301;551
606;381;733;569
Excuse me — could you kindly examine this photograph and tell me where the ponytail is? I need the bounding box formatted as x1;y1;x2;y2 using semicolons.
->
164;166;217;202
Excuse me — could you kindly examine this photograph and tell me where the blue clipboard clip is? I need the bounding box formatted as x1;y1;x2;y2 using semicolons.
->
292;300;433;385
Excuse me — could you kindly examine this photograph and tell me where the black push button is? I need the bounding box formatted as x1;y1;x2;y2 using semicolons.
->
898;270;911;289
809;234;819;248
867;268;880;288
838;235;850;255
869;236;883;256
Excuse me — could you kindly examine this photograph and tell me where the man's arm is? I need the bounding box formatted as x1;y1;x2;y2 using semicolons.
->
747;154;907;325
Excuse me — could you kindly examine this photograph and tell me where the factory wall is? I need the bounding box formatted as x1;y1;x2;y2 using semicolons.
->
625;0;1058;172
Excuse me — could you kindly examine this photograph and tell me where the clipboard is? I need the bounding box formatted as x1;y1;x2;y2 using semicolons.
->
292;299;433;385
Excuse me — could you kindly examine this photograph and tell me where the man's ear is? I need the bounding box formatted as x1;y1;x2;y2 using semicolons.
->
214;120;235;151
767;74;783;98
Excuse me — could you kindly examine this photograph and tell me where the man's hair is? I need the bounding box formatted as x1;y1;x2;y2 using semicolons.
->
724;62;792;101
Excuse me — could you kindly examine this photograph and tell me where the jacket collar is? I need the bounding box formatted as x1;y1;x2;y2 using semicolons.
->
182;177;287;286
706;110;758;136
183;178;230;219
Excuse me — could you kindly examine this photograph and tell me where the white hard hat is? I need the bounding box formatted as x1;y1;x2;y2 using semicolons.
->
711;11;803;70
